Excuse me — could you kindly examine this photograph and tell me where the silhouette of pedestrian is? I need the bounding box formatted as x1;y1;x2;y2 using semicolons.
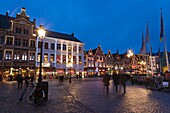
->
119;73;129;93
112;72;119;92
16;74;23;89
24;74;29;88
103;74;110;93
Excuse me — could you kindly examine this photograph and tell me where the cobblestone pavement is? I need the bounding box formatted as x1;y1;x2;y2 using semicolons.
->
0;78;170;113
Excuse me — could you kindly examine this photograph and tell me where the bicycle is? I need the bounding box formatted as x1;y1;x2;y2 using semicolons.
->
29;83;45;105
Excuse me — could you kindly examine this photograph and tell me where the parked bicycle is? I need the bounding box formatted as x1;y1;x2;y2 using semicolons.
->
29;83;45;105
17;83;45;106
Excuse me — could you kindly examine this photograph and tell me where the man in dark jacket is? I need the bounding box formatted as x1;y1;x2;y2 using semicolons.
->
112;72;119;92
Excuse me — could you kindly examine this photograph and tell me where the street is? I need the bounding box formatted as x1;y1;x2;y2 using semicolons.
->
0;78;170;113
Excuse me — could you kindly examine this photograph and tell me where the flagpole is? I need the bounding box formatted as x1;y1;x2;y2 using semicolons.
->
163;34;170;71
160;8;170;72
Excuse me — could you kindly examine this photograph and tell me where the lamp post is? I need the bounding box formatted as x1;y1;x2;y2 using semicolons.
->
67;61;73;83
127;49;134;73
127;49;134;84
38;25;46;83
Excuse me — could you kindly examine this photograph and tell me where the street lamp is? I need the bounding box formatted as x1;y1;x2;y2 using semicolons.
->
127;49;134;74
67;61;73;83
38;25;46;83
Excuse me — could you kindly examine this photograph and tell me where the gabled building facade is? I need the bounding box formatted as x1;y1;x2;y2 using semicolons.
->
105;50;114;75
84;44;106;77
0;8;36;79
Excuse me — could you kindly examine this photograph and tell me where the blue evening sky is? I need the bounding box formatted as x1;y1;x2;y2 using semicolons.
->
1;0;170;54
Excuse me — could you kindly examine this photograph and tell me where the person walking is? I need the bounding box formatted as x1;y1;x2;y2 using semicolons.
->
103;74;110;93
24;74;29;88
16;74;23;89
119;73;129;93
112;72;119;92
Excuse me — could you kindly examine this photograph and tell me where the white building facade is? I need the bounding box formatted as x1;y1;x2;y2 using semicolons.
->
36;30;84;78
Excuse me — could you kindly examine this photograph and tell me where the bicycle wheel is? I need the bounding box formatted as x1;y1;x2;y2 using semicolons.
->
33;97;43;105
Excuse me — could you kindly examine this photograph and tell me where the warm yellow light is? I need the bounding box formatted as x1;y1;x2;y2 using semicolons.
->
38;25;46;38
127;49;134;58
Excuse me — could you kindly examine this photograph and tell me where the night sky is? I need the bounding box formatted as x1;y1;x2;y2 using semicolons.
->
1;0;170;54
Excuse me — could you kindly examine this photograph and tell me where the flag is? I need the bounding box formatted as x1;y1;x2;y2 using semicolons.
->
145;23;150;44
160;9;164;42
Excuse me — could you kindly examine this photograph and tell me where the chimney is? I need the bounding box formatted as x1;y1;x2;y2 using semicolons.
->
33;19;36;28
71;33;74;36
6;12;9;19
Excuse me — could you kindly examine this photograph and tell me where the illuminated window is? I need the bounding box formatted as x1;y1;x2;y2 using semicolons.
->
79;56;82;64
5;50;12;59
22;53;27;60
38;53;40;62
62;55;66;64
30;52;35;60
73;46;77;52
44;53;48;62
73;56;76;64
57;54;60;64
68;45;71;52
50;54;54;62
14;52;20;60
